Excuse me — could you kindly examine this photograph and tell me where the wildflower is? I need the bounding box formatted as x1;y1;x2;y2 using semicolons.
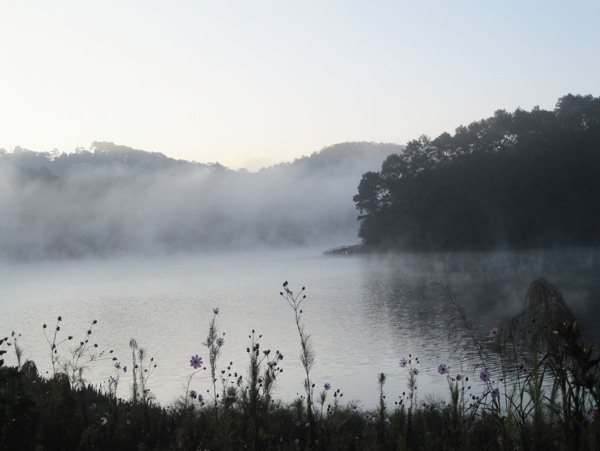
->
587;411;595;423
198;393;204;403
489;327;498;337
216;337;225;346
521;363;530;374
100;417;108;426
213;307;219;315
190;354;203;369
497;436;503;446
438;364;448;375
114;362;121;370
412;368;419;375
267;360;275;368
123;365;127;373
324;382;331;390
258;376;264;384
90;403;97;410
285;287;293;296
456;374;463;381
491;388;500;399
189;390;197;399
126;419;131;425
480;370;491;382
399;358;407;368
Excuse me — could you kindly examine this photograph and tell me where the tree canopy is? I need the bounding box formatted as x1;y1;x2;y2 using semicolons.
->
353;94;600;251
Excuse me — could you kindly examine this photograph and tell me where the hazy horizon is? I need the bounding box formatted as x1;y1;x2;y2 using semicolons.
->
2;1;598;171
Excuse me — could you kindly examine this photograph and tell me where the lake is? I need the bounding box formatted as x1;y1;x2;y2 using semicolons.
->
1;246;599;410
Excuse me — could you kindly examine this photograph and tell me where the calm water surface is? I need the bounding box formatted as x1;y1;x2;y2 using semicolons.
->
1;247;598;409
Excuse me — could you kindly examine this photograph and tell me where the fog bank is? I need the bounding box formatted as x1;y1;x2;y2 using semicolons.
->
0;142;399;260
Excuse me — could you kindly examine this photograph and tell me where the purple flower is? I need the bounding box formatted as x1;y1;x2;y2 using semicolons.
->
197;393;204;403
399;358;408;368
258;377;264;384
491;388;500;399
190;355;203;369
213;308;219;314
127;419;131;425
189;390;197;399
90;403;97;410
216;337;225;346
456;374;463;381
586;411;595;423
285;287;293;296
480;370;491;382
123;365;127;373
412;368;419;376
438;364;448;375
114;362;121;370
324;383;331;390
489;327;498;337
267;360;275;368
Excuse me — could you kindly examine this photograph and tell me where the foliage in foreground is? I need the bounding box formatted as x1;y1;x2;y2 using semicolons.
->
1;279;599;450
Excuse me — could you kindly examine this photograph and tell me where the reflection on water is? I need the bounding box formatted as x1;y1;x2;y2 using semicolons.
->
0;247;598;409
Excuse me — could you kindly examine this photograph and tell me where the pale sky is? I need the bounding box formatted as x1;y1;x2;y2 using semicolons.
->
1;1;598;171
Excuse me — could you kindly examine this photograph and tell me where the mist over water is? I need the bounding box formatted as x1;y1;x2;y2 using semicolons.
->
1;247;598;409
1;144;599;408
0;142;397;261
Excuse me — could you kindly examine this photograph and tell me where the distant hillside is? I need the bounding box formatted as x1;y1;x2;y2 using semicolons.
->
266;142;403;174
0;141;220;177
0;141;398;260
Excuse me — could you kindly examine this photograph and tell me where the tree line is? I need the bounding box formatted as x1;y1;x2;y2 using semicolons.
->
353;94;600;251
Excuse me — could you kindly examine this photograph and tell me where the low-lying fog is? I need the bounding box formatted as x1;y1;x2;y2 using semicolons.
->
0;142;399;260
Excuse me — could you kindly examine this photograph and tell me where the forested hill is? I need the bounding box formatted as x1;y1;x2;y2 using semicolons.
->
353;94;600;251
0;141;398;260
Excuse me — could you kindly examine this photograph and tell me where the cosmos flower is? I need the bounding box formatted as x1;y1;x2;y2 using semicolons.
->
480;370;491;382
216;337;225;346
190;355;203;369
412;368;419;376
587;411;596;423
324;383;331;390
190;390;197;399
489;327;498;337
399;358;408;368
456;374;463;381
90;403;97;410
213;308;219;314
438;364;448;375
491;388;500;399
114;362;121;370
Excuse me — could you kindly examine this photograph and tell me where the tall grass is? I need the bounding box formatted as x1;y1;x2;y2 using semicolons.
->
0;278;598;450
